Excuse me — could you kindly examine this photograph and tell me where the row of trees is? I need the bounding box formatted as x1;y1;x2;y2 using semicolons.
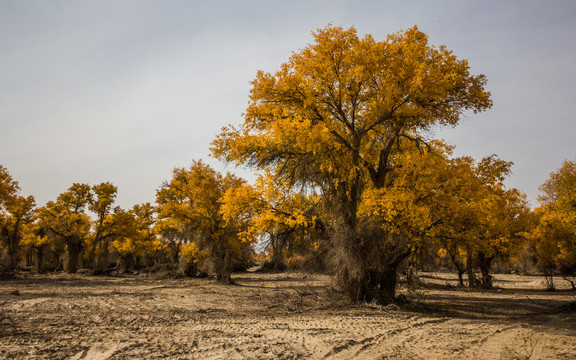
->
1;155;573;295
0;161;257;282
2;25;574;304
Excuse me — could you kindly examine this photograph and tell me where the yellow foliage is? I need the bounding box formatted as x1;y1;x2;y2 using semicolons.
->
211;25;491;198
156;160;254;278
532;160;576;273
181;242;203;263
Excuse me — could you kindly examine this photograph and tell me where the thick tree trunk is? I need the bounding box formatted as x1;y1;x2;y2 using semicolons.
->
182;261;197;277
349;251;410;305
218;246;232;283
466;253;478;288
478;252;494;289
117;255;135;274
352;267;400;304
25;250;32;267
33;246;43;273
169;243;180;264
1;230;21;271
86;245;97;269
209;238;232;283
94;239;111;274
378;267;399;305
270;236;287;271
64;238;83;273
95;254;107;273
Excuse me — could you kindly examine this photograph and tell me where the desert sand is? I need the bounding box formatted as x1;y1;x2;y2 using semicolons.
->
1;271;575;359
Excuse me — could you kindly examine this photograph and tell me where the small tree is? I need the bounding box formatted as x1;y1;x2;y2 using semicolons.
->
156;160;253;283
38;184;92;273
0;165;36;272
20;219;52;273
220;172;317;271
533;160;576;290
86;182;118;272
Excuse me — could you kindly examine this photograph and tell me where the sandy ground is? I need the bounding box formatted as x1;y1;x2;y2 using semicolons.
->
1;271;575;359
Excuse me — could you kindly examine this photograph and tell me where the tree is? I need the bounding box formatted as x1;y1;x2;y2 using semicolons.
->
220;171;317;271
38;184;92;273
539;160;576;207
533;160;576;290
415;154;531;288
212;25;491;303
357;142;476;286
464;156;531;288
86;182;118;272
127;202;157;269
152;217;189;265
425;156;483;287
0;166;19;203
0;165;36;272
156;160;252;282
110;203;156;273
20;217;52;273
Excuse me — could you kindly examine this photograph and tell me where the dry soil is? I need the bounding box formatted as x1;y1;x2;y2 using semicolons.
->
1;271;575;359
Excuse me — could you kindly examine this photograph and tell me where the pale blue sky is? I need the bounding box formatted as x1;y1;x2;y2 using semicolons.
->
1;0;575;208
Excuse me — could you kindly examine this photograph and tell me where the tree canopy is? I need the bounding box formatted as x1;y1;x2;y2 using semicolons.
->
212;25;493;303
533;159;576;289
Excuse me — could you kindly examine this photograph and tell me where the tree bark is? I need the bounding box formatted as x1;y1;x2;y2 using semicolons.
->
182;261;197;277
95;242;110;273
466;253;478;288
64;237;83;273
449;252;466;287
477;252;494;289
378;267;399;305
33;246;44;273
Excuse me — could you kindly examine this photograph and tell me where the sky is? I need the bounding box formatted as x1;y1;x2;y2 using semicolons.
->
1;0;575;209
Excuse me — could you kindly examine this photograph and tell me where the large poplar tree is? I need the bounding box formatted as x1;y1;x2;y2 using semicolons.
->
212;25;492;303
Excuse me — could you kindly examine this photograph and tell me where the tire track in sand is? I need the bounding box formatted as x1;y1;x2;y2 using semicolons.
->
325;317;449;359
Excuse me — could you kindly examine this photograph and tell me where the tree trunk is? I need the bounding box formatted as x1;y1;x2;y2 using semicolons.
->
466;253;478;288
270;236;287;271
209;238;232;283
117;255;134;274
477;252;494;289
182;261;197;277
457;268;465;287
33;246;44;273
86;244;97;269
169;243;180;264
405;256;418;287
64;238;83;273
449;253;465;287
350;254;409;305
562;275;575;291
378;267;399;305
95;239;111;274
544;269;555;291
25;250;32;267
218;245;232;283
2;229;21;271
